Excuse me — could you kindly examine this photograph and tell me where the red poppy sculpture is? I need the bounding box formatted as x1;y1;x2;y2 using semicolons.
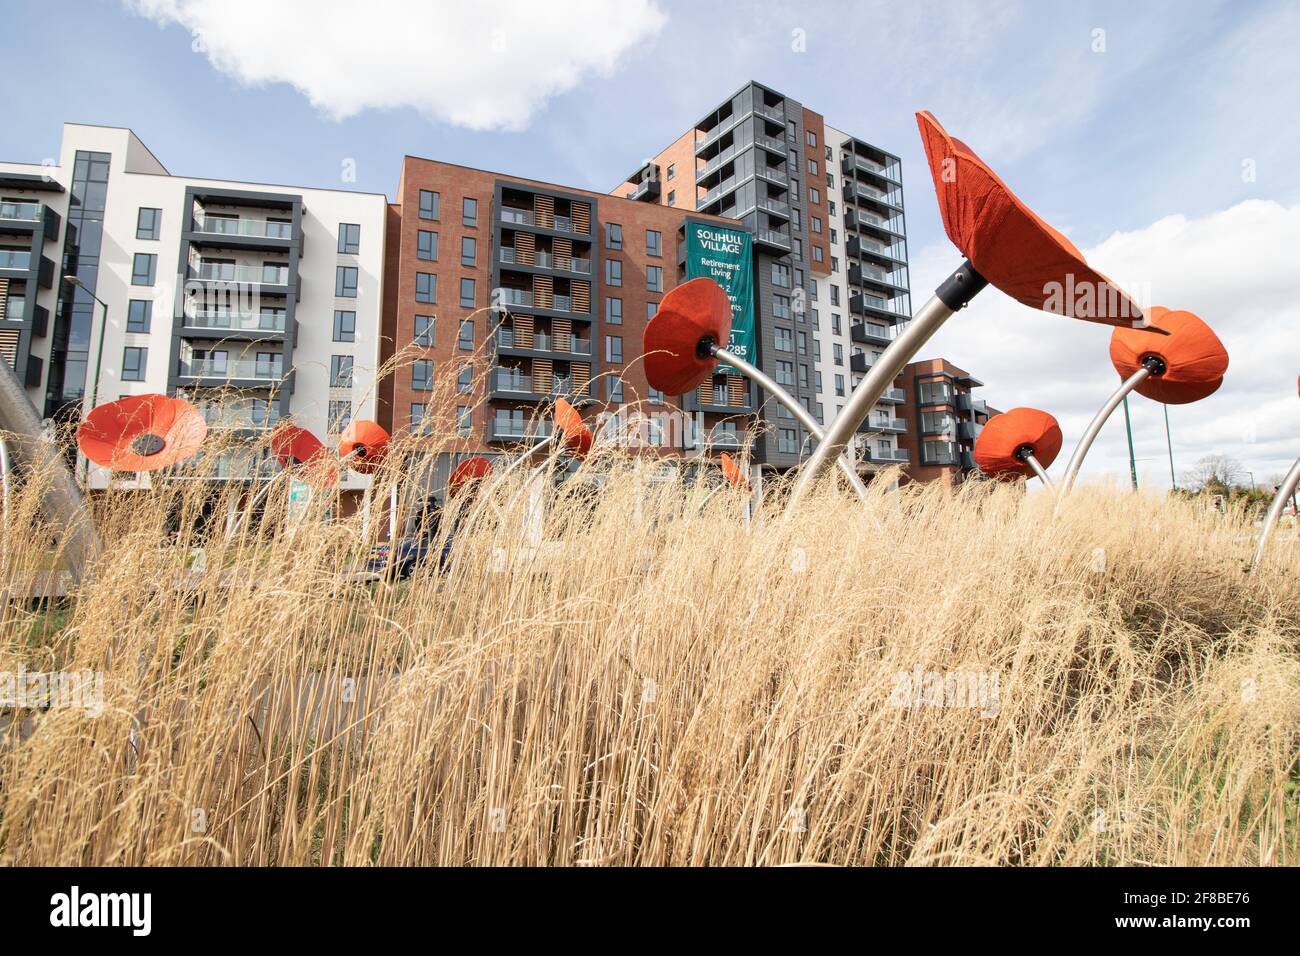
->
1252;374;1300;568
1058;307;1228;497
720;451;750;492
553;398;594;458
338;419;390;473
448;455;493;498
78;393;207;472
790;110;1151;507
974;408;1062;486
270;422;338;489
644;277;869;499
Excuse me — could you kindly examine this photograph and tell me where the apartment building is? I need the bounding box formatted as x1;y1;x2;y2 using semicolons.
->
380;155;746;496
612;80;914;476
0;124;387;496
895;359;997;484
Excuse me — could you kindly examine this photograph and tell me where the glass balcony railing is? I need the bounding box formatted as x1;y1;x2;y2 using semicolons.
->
200;405;282;430
0;201;41;221
499;208;580;234
499;247;591;274
194;216;294;240
492;370;533;393
185;310;287;332
497;329;590;354
0;250;32;269
490;419;553;441
181;358;284;380
693;427;745;449
194;262;290;284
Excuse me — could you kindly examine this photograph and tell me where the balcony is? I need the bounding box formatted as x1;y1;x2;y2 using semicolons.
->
496;328;592;357
958;420;982;442
755;228;791;253
0;249;31;270
841;151;902;185
864;447;910;464
849;261;909;292
690;427;746;450
755;197;792;219
879;387;906;404
488;419;554;443
922;442;960;466
753;102;785;123
0;201;59;242
955;394;987;416
860;417;906;435
489;369;592;402
0;201;41;223
498;207;585;236
847;234;907;264
499;247;592;274
843;179;903;212
193;262;292;293
851;322;893;347
182;309;289;339
755;165;789;187
697;143;744;183
850;352;872;374
171;450;282;481
849;291;910;322
845;207;905;238
179;358;285;384
628;178;660;202
199;404;282;431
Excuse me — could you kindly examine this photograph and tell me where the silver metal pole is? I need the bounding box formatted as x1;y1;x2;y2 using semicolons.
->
1056;367;1151;501
789;291;959;508
0;438;10;531
0;358;101;584
1251;455;1300;569
1023;453;1054;489
714;346;870;501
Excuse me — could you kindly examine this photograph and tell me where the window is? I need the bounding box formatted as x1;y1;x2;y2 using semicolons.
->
605;222;622;249
336;265;358;297
605;297;622;325
416;272;436;303
831;313;842;334
136;207;161;241
797;331;807;355
667;190;676;206
835;374;845;397
328;400;352;432
458;319;474;350
647;265;663;292
410;403;429;434
811;216;823;234
772;262;791;288
330;354;354;388
462;197;478;227
646;301;658;319
122;346;147;381
131;253;156;286
920;379;953;404
666;163;675;180
814;370;823;392
333;310;356;342
461;235;476;266
460;278;476;308
831;256;839;273
774;327;793;352
806;130;817;148
337;223;360;254
457;405;472;437
605;259;622;286
412;359;434;391
813;339;822;360
798;364;809;388
778;428;797;455
417;229;438;261
126;299;152;333
793;237;804;259
414;314;435;347
833;343;844;366
648;385;664;404
646;229;661;257
809;187;821;205
457;365;472;394
830;285;840;306
418;189;439;220
787;120;797;143
808;158;819;176
605;335;623;363
776;360;794;386
773;294;791;320
607;376;623;403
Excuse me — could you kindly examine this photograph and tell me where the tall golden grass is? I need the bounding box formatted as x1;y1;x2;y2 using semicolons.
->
1;426;1297;866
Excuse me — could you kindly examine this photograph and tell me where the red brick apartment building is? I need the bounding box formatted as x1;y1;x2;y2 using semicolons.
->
896;359;997;484
378;156;749;496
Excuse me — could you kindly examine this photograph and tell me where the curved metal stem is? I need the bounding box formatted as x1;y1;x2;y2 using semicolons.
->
1056;367;1150;503
0;438;10;531
1251;455;1300;568
1023;453;1054;489
713;346;869;501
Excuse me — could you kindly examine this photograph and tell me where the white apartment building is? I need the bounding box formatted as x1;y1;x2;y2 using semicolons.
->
810;125;912;474
0;124;387;492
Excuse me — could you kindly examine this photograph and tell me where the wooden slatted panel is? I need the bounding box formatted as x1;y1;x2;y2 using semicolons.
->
0;278;8;321
515;231;535;265
0;328;19;371
552;316;571;352
571;201;590;235
573;362;590;395
534;195;554;229
515;311;534;348
553;237;572;272
697;384;710;405
533;275;553;309
533;358;553;392
728;375;745;406
571;280;590;315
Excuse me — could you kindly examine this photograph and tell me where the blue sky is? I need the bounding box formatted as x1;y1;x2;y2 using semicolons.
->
5;0;1298;485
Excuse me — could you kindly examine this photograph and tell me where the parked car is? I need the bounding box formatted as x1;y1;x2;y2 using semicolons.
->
361;535;454;580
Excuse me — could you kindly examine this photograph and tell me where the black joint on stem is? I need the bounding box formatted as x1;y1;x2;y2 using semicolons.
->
1014;444;1035;462
1141;354;1167;376
934;259;990;312
697;336;719;360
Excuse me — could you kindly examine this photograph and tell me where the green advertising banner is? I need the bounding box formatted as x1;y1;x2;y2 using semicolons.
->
684;222;754;377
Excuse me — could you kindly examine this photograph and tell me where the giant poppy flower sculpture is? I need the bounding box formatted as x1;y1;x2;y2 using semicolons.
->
788;110;1152;508
448;455;493;498
643;276;870;499
78;393;207;472
270;422;339;489
338;419;390;473
1057;307;1228;498
720;451;750;493
974;407;1062;487
1251;374;1300;568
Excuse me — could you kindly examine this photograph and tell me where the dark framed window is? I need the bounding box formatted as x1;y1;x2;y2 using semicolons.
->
126;299;152;333
136;207;161;240
605;259;622;286
605;223;622;249
605;297;622;325
328;400;352;432
456;404;472;436
411;359;434;391
646;229;661;257
462;197;478;227
607;376;624;403
330;354;354;388
458;319;474;350
122;346;147;381
333;310;356;342
647;265;662;292
459;278;475;308
605;335;622;363
773;294;791;319
410;402;428;433
778;428;797;455
456;365;472;394
646;301;657;319
416;272;436;303
337;222;360;254
461;235;476;266
131;253;156;286
774;327;792;352
776;360;794;386
418;189;439;220
335;265;358;297
414;314;435;347
772;262;791;288
417;229;438;261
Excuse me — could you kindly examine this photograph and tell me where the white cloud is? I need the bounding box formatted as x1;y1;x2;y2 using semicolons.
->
124;0;667;131
911;199;1300;488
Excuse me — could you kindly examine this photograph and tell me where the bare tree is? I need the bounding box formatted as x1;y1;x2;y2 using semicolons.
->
1182;454;1245;492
